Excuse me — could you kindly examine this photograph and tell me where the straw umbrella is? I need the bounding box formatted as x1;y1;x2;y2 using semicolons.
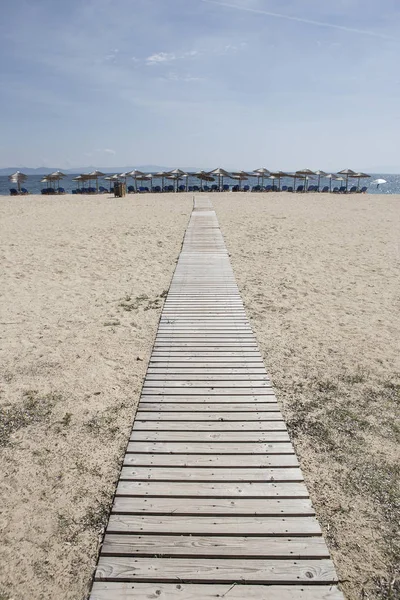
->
194;171;214;191
210;168;230;191
270;171;290;191
127;169;145;192
8;171;27;193
232;173;249;191
87;170;105;192
41;177;50;190
104;174;120;193
324;174;340;192
337;168;356;192
295;169;316;192
350;172;370;191
254;168;270;188
153;171;168;190
48;170;66;191
314;170;327;191
168;169;188;191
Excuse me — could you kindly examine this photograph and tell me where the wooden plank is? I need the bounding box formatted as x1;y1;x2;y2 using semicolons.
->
101;534;329;557
146;369;267;374
136;412;283;421
141;389;275;396
137;403;279;412
126;442;294;454
112;496;314;516
130;432;290;442
132;421;287;431
123;454;299;468
142;381;271;388
116;481;307;498
95;556;338;583
90;582;345;600
119;466;301;481
139;395;276;403
106;514;320;535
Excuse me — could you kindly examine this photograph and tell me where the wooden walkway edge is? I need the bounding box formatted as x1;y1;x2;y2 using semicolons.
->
89;197;344;599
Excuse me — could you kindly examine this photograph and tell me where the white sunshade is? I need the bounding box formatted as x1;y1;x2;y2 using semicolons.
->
210;167;230;176
168;168;187;176
9;171;27;181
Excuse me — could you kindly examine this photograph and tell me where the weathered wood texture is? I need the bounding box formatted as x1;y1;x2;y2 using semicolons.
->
89;197;343;599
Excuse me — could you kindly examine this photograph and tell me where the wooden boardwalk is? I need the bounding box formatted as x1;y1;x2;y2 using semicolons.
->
89;198;344;599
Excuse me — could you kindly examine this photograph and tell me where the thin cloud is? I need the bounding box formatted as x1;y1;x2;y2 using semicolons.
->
146;52;177;65
201;0;396;41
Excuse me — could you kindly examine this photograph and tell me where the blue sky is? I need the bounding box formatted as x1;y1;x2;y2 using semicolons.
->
1;0;400;170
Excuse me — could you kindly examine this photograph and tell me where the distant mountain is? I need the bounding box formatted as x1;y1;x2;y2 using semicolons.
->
0;165;169;175
0;165;211;176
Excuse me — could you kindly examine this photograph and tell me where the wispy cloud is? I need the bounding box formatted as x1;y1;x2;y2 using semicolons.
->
146;52;177;65
146;50;201;65
202;0;397;40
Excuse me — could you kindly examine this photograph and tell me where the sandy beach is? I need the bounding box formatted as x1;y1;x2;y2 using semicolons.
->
0;191;399;600
213;193;400;600
0;193;191;600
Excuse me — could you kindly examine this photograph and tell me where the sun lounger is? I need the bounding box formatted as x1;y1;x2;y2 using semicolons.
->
287;186;293;192
357;186;368;193
211;184;218;192
332;187;339;193
57;187;66;194
348;186;357;193
321;186;329;193
339;186;346;193
203;185;210;192
127;185;135;193
10;188;19;195
281;185;288;191
20;187;29;194
222;184;230;191
243;185;250;192
178;185;186;192
296;185;304;193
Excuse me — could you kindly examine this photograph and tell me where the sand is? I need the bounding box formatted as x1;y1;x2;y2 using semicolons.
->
0;193;192;600
1;191;399;600
212;193;400;600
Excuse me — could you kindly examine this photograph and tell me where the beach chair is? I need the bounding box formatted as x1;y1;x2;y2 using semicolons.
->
154;186;161;193
222;184;230;191
348;186;357;193
211;184;218;192
281;185;288;192
193;185;200;192
167;185;174;192
339;186;346;193
20;187;29;194
321;186;329;193
232;185;239;192
243;185;250;192
57;187;66;194
203;185;210;192
10;188;19;195
48;188;56;194
265;185;272;192
358;186;367;193
252;185;261;192
127;185;135;193
287;186;293;192
296;185;304;193
178;185;185;192
332;187;339;193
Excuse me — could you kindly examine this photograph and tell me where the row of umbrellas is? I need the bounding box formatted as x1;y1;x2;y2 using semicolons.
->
8;168;386;193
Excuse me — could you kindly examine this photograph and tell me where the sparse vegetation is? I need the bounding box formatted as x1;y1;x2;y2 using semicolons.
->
0;390;61;446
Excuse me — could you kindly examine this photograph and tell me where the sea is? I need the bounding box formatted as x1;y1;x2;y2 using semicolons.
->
1;173;400;195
